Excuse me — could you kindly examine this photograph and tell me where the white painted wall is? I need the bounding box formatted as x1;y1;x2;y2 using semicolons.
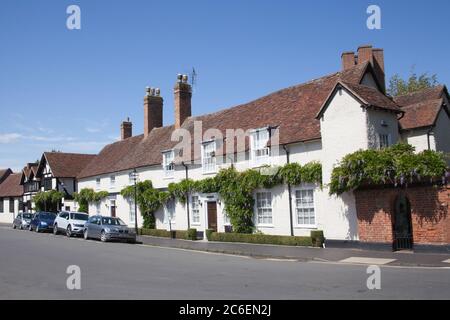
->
0;198;19;224
401;128;434;152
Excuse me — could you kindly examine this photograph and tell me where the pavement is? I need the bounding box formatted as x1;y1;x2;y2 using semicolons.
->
136;235;450;268
0;225;449;299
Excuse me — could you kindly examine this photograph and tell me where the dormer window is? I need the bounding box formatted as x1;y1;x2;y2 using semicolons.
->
202;140;216;174
250;128;270;166
163;150;175;178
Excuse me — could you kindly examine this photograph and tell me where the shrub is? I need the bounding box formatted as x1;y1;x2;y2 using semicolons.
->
208;232;313;247
187;228;197;241
174;230;188;240
140;228;171;238
205;229;214;241
310;230;325;247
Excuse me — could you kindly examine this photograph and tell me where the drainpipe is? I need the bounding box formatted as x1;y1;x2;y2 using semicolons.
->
282;144;294;236
182;161;190;229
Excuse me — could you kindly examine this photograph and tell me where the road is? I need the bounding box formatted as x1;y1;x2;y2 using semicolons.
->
0;227;449;300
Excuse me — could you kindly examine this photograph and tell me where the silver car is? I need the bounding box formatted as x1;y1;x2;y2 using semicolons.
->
84;216;136;243
13;213;33;230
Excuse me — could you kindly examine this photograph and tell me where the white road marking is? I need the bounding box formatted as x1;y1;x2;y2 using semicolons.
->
443;259;450;264
339;257;396;265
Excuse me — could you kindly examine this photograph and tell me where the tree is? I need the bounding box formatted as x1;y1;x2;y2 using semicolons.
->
388;68;439;97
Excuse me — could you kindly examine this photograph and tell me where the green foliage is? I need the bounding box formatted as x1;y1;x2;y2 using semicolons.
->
205;229;214;241
140;228;172;238
208;232;313;247
388;70;439;97
330;143;448;195
187;228;197;241
121;181;168;229
33;190;64;212
310;230;325;247
73;188;109;213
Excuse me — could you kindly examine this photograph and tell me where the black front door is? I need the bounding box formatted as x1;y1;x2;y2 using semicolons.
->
393;195;413;251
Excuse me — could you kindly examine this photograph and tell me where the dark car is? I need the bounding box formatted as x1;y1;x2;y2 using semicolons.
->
84;216;136;243
29;212;57;233
13;213;34;230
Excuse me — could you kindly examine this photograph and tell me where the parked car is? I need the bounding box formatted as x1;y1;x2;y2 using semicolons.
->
13;213;34;230
29;212;57;233
53;211;89;237
84;216;136;243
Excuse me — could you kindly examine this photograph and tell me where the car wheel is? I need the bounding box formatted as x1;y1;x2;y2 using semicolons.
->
84;229;89;240
19;225;23;230
53;224;58;235
66;225;72;238
29;224;33;231
36;225;40;233
13;224;16;229
100;231;107;243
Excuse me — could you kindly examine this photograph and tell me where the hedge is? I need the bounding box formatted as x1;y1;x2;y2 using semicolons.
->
139;228;197;241
208;232;314;247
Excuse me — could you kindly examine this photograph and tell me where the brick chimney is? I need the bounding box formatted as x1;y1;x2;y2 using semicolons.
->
174;74;192;129
144;87;163;138
342;45;386;93
120;118;132;140
341;52;356;70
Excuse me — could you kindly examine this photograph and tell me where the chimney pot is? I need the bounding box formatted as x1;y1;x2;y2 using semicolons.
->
144;87;163;137
174;74;192;129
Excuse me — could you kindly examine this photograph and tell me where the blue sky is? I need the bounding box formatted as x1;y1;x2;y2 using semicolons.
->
1;0;449;171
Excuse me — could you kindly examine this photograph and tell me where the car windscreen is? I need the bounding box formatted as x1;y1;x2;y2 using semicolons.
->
101;217;126;226
40;213;56;219
23;214;33;219
71;213;89;221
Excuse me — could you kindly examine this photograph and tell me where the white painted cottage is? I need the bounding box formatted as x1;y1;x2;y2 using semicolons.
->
75;45;450;243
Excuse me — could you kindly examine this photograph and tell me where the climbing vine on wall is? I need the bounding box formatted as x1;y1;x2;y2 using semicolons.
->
33;190;64;212
120;162;322;233
329;143;448;195
73;188;109;213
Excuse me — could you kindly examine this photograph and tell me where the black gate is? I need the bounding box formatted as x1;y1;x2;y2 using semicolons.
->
393;195;413;251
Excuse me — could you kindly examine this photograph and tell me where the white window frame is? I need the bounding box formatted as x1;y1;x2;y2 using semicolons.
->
202;140;217;174
250;128;270;167
96;178;101;189
191;195;201;225
379;134;391;149
110;175;116;189
162;150;175;178
96;202;101;215
294;188;316;228
255;191;273;226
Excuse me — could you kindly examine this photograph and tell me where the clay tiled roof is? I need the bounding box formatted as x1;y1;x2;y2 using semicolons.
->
79;63;374;179
0;169;12;184
41;152;96;178
399;98;444;130
0;173;23;197
394;86;446;107
342;82;402;112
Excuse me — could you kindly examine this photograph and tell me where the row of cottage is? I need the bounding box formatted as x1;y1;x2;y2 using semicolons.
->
1;45;449;250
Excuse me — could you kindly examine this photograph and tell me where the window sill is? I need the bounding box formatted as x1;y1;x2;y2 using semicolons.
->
256;224;274;228
202;170;217;175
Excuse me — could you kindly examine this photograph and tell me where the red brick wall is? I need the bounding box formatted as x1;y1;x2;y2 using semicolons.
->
355;185;449;245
